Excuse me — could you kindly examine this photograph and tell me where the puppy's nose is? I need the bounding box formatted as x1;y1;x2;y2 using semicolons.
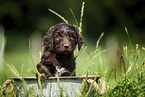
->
63;44;69;49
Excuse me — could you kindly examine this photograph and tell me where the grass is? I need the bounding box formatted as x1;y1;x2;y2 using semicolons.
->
0;26;5;71
0;1;145;97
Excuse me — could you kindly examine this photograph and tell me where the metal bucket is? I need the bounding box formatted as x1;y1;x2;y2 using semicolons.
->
11;76;97;97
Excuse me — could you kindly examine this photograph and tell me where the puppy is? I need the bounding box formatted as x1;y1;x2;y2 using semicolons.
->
36;23;84;78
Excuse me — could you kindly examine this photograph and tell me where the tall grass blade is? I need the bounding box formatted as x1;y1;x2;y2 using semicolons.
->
35;68;44;96
140;62;144;82
0;25;5;70
106;69;113;82
48;9;68;24
126;65;132;76
78;79;85;93
29;39;35;68
96;32;104;49
70;8;78;26
125;27;132;50
82;71;88;96
115;63;117;81
56;72;63;97
92;49;107;60
3;62;34;96
5;63;21;78
75;46;87;58
121;55;126;74
21;64;24;76
85;73;99;97
79;2;85;34
129;62;144;78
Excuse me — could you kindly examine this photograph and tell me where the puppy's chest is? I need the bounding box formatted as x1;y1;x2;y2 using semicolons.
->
57;58;73;67
55;56;75;75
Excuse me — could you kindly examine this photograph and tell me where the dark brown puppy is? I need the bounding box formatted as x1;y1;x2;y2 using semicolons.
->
36;23;84;78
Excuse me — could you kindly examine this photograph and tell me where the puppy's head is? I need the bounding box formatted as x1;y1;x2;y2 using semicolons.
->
43;23;84;53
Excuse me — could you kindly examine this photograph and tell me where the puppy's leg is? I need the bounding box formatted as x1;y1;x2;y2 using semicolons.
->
36;63;54;79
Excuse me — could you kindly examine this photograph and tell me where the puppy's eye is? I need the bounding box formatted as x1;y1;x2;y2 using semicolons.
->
68;32;73;37
68;33;76;39
68;34;73;37
56;35;59;37
56;32;63;37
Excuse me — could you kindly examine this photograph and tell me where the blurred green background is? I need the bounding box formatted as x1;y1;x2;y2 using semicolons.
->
0;0;145;85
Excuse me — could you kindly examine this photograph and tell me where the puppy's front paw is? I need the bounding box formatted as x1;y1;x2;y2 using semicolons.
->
36;73;49;79
40;73;50;79
58;67;71;76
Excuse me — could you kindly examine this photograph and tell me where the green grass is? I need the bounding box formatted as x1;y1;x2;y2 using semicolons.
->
1;31;145;97
1;34;145;97
0;1;145;96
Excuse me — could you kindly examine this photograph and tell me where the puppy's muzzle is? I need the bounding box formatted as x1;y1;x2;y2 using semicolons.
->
63;37;71;49
63;44;70;49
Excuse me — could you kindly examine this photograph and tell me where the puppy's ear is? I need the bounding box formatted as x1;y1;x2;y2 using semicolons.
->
73;25;84;50
43;25;55;51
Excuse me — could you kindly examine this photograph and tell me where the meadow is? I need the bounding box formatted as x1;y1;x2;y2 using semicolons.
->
0;2;145;96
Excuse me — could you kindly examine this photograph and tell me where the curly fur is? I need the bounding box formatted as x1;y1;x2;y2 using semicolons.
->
36;23;84;78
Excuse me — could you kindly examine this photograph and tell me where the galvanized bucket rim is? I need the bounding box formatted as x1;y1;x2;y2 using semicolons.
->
10;75;99;80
